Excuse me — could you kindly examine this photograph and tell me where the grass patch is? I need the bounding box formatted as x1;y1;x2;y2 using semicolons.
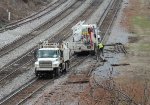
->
131;43;150;51
132;16;150;29
132;16;150;35
0;22;4;28
0;21;6;28
138;43;150;51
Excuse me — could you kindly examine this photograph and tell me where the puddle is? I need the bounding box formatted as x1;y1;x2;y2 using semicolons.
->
93;61;120;79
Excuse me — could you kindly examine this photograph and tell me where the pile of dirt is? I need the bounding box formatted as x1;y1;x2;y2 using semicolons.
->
0;0;52;26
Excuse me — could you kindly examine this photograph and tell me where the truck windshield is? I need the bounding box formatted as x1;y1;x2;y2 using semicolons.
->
38;50;59;58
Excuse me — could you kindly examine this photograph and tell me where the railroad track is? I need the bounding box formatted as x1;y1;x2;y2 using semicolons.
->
0;0;124;104
0;0;89;87
91;0;132;103
0;0;101;103
101;0;122;44
0;0;81;58
0;0;66;33
0;55;90;105
0;0;100;86
94;0;122;61
0;0;84;85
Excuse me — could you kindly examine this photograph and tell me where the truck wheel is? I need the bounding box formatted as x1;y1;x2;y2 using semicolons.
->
91;43;97;55
35;68;38;77
64;61;70;73
49;71;53;79
54;68;60;77
90;51;95;55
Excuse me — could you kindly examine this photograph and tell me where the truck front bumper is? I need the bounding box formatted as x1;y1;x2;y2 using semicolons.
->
35;67;53;71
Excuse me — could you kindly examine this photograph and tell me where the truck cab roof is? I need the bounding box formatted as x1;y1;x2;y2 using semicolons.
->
82;24;96;28
39;48;59;50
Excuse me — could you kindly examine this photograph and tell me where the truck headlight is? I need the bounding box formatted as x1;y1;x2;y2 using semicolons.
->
54;64;57;67
35;62;39;67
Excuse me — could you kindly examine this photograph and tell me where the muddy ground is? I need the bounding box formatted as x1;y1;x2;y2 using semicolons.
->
31;0;150;105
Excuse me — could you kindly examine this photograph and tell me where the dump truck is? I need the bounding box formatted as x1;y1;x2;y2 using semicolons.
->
71;21;100;55
34;41;70;77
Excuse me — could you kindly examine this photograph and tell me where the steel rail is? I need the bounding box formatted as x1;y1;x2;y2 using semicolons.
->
4;7;120;105
49;0;105;43
98;0;118;28
0;57;34;84
101;0;122;44
0;0;83;86
0;0;123;104
23;0;124;100
0;0;109;87
17;55;91;105
0;0;112;87
0;47;36;72
0;48;36;86
0;0;102;104
97;0;114;26
0;55;90;105
0;0;67;32
0;77;38;105
0;0;95;81
0;0;81;58
91;1;133;104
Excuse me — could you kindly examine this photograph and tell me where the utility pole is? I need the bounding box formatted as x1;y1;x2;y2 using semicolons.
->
7;9;11;21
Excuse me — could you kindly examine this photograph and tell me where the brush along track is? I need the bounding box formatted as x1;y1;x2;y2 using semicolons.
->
0;55;90;105
0;0;82;57
0;0;101;86
0;0;67;32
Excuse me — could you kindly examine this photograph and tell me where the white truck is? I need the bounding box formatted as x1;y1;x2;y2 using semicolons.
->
34;41;70;77
71;21;100;55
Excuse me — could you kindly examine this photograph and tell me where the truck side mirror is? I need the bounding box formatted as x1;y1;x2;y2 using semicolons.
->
60;50;63;57
34;49;38;59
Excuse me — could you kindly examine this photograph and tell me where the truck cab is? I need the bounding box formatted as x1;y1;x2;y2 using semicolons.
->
34;42;70;77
